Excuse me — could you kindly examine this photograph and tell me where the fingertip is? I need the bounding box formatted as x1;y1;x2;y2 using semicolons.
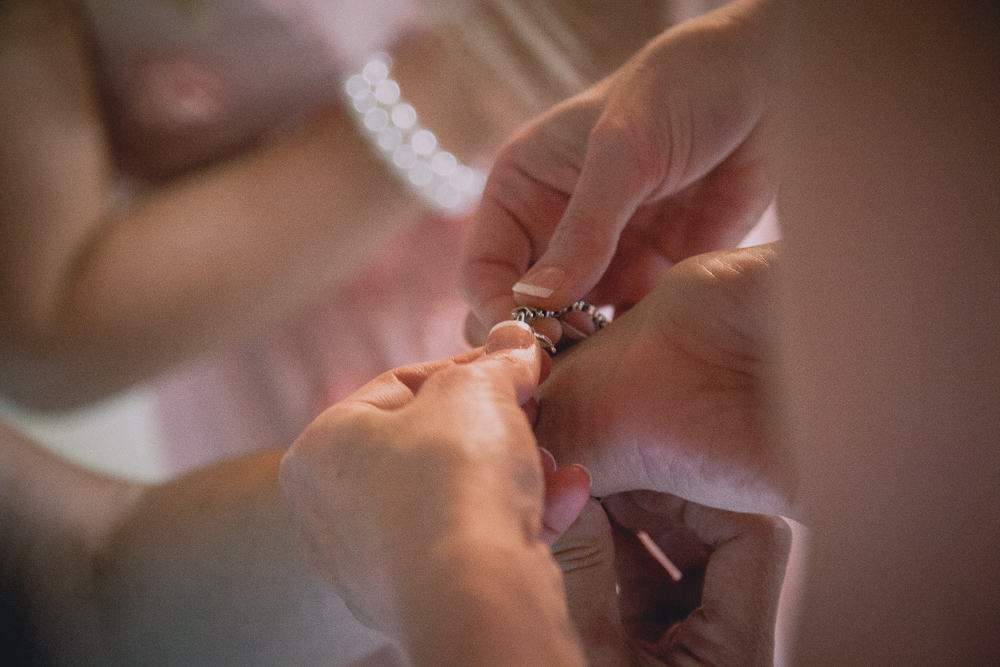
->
565;463;593;492
522;397;540;426
539;348;552;384
512;266;586;312
463;311;489;347
529;316;563;347
538;446;557;474
479;321;544;405
484;320;535;354
513;265;565;300
540;464;594;545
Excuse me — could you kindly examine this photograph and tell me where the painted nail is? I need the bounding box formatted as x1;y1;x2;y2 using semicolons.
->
512;266;566;299
538;447;557;473
485;320;534;354
560;321;587;341
636;530;683;581
567;463;592;490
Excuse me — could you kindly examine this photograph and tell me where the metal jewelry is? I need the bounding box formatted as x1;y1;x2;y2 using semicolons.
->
510;301;609;354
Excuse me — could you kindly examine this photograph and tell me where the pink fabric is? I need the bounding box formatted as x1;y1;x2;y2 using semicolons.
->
83;0;419;175
154;212;472;475
82;0;466;477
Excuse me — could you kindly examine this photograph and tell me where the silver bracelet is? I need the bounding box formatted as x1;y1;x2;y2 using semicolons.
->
511;301;609;354
345;54;487;214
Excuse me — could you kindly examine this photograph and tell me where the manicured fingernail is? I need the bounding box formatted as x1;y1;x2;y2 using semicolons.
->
636;530;683;581
485;320;534;354
513;266;566;299
538;447;557;473
560;321;586;341
568;463;592;490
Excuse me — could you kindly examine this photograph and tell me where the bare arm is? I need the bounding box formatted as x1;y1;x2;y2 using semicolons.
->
0;0;678;411
778;0;1000;662
0;0;419;410
0;420;143;664
0;422;391;666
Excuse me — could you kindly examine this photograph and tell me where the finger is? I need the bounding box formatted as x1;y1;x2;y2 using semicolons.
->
480;320;547;404
342;348;482;411
408;320;545;436
512;119;656;310
550;499;634;664
463;310;490;347
539;464;591;545
604;494;707;638
608;492;791;665
459;179;540;329
459;105;590;329
603;492;703;567
666;506;790;666
522;397;539;426
539;447;557;474
608;519;693;644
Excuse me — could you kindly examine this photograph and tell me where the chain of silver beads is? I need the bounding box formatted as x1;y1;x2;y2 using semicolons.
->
511;301;609;354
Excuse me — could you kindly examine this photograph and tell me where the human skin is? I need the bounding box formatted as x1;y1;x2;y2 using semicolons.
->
0;340;587;667
281;321;791;665
0;422;381;667
0;0;417;409
0;310;793;665
553;493;790;667
777;0;1000;663
280;323;591;666
460;0;779;340
534;243;796;517
0;0;670;412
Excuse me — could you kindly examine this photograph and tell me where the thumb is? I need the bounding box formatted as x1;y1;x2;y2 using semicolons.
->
539;463;592;545
513;122;654;309
479;320;552;403
552;499;633;664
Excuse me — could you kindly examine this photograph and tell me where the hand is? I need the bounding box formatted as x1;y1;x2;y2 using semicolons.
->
460;0;778;340
553;492;791;666
535;244;796;516
279;321;591;652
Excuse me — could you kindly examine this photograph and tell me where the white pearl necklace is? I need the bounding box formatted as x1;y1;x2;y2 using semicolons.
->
345;54;487;214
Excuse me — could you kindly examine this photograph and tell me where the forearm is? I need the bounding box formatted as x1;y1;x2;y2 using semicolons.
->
0;427;369;666
94;448;361;666
0;421;144;665
1;101;418;409
397;530;585;667
0;0;420;409
641;0;780;122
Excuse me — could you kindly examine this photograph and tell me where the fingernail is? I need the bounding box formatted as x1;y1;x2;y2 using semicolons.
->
538;447;557;473
485;320;534;354
567;463;592;491
560;321;586;341
513;266;566;299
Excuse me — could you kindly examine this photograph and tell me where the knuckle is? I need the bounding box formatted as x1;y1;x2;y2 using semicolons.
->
589;111;663;185
742;513;794;557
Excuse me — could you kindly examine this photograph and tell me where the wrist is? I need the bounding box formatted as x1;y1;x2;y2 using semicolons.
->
730;0;782;104
395;527;585;667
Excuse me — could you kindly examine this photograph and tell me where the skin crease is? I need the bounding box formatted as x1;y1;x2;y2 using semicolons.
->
0;383;789;667
535;243;796;517
553;493;790;667
460;0;779;337
280;323;790;666
280;324;590;666
0;0;668;410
